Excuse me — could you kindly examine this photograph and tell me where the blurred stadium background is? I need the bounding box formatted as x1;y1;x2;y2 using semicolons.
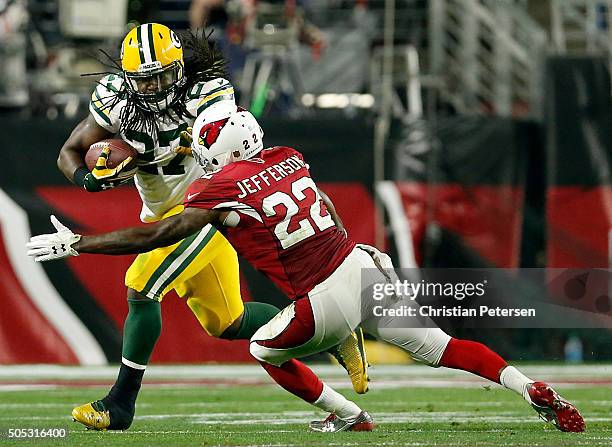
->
0;0;611;369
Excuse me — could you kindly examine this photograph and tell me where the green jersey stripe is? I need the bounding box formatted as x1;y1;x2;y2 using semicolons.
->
93;89;111;108
91;105;112;126
141;232;199;294
197;94;234;115
187;82;231;101
203;82;232;98
151;227;217;296
90;91;112;126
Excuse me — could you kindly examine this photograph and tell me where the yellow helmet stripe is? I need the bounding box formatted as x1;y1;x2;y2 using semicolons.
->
135;25;145;64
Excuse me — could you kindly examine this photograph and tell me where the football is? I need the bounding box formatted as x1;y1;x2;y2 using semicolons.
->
85;139;138;173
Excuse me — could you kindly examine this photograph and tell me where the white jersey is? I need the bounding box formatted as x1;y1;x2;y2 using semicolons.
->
89;74;235;222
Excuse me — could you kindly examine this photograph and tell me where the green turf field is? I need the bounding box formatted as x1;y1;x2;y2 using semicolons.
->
0;365;610;446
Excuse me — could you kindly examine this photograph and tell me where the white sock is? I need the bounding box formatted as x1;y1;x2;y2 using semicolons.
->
121;357;147;370
499;366;533;402
313;383;362;422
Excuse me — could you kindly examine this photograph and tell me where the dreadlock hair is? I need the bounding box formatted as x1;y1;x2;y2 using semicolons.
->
83;29;227;137
168;29;227;122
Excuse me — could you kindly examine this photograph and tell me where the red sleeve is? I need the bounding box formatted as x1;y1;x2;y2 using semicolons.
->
292;148;305;162
294;148;310;170
184;174;238;210
277;146;309;169
275;146;303;160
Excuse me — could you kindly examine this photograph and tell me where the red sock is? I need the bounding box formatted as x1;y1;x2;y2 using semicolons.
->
260;359;324;403
439;338;507;383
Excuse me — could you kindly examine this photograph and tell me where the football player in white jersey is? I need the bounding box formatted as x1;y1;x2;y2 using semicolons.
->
56;23;368;430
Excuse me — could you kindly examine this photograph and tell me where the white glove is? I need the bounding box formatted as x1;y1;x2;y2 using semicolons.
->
26;215;81;262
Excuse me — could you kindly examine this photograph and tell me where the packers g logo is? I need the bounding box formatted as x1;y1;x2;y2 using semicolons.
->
171;31;182;49
198;118;229;149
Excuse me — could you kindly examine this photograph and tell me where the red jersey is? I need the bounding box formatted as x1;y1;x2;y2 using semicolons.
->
184;146;355;299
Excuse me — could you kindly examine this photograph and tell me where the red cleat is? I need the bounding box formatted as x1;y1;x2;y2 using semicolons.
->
527;382;586;432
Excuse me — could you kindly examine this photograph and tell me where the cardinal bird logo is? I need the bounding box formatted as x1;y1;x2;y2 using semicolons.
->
198;118;229;149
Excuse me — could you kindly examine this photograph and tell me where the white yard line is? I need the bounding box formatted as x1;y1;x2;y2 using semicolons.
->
6;411;611;426
0;380;607;392
0;385;59;391
0;364;610;381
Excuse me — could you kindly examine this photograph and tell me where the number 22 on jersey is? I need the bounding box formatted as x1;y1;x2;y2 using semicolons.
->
262;177;335;249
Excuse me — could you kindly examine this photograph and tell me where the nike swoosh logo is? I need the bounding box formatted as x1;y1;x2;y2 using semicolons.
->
187;192;200;201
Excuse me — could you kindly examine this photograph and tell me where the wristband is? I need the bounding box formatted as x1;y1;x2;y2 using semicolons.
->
73;167;90;188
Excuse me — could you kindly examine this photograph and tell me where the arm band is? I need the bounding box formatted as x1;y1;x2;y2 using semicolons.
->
73;167;90;187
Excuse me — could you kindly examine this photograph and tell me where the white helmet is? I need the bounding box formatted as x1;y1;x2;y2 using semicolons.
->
191;102;264;171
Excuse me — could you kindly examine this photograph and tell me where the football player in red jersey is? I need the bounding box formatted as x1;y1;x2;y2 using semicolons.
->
28;103;585;433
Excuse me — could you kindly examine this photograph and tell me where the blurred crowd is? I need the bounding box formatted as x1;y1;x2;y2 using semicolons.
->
0;0;393;118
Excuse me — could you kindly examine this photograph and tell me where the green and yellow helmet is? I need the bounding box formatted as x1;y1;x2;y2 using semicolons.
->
120;23;186;112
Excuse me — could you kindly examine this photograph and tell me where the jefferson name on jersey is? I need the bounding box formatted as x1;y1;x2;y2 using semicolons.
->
236;154;308;199
185;146;355;299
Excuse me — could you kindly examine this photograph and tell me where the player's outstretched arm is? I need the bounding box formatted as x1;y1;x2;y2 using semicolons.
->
318;188;345;232
76;208;221;255
26;208;222;261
